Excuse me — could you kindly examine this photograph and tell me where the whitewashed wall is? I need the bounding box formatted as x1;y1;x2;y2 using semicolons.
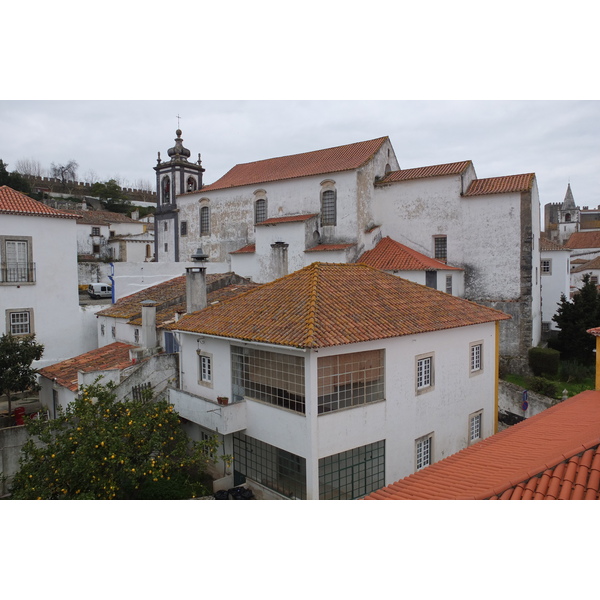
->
541;248;571;329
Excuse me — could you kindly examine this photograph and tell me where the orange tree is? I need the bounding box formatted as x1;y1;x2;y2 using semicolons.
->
11;381;222;499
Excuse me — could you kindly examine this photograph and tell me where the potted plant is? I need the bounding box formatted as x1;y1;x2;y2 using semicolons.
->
217;396;229;406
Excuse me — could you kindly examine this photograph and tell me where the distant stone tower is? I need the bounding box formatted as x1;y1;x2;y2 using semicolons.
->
557;183;579;244
154;129;205;262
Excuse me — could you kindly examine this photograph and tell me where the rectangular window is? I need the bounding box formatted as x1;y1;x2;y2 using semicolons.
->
7;309;33;335
541;259;552;275
470;342;483;373
231;346;305;413
180;221;188;236
321;190;337;226
542;321;551;333
164;243;168;253
255;199;267;224
319;440;386;500
445;274;452;294
91;227;101;236
233;433;307;499
164;221;168;232
434;235;447;262
200;206;210;235
469;411;483;444
134;328;140;344
1;237;34;283
92;244;100;254
198;352;212;384
416;354;433;392
415;434;433;471
318;350;385;414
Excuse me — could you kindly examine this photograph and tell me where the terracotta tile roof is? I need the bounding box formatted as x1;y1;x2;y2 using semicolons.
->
464;173;535;196
59;208;141;225
357;237;462;272
0;186;78;219
197;138;389;192
97;273;254;320
127;283;260;326
565;231;600;250
540;237;569;251
587;327;600;337
305;243;355;252
365;390;600;500
230;244;255;254
257;214;318;225
572;256;600;272
169;262;509;349
376;161;472;184
39;342;136;391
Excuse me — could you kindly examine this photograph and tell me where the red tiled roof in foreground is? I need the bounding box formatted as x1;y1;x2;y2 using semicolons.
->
564;231;600;250
197;138;389;192
376;161;472;184
39;342;136;391
464;173;535;196
0;186;78;219
169;262;509;349
357;237;462;272
365;390;600;500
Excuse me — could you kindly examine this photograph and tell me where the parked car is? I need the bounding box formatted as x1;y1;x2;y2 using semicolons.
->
88;283;112;299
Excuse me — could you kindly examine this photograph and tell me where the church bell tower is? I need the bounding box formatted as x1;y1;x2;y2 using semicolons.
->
154;128;205;262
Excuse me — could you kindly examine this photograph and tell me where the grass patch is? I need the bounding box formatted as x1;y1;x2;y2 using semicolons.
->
502;372;594;400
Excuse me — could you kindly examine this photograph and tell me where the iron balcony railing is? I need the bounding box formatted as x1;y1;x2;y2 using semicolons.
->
0;263;36;283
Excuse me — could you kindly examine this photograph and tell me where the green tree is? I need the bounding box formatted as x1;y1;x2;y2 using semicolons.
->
552;273;600;364
90;179;133;213
0;334;44;417
11;381;223;499
0;159;32;194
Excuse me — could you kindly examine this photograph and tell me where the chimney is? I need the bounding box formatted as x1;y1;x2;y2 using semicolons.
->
186;247;209;313
141;300;157;349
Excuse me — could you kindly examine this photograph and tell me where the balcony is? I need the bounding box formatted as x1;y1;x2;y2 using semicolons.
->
169;387;247;435
0;263;36;284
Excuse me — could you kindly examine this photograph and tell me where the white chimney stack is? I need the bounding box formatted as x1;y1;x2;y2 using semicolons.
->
141;299;157;349
186;247;209;313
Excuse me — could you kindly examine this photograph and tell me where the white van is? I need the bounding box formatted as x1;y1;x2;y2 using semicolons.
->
88;283;112;299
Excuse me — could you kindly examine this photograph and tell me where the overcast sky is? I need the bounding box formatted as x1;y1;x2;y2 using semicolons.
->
1;100;599;217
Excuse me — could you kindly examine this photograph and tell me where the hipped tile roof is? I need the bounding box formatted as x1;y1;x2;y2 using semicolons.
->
197;137;389;192
97;273;255;320
540;237;569;252
39;342;136;392
358;237;462;272
463;173;535;196
572;256;600;272
564;231;600;250
0;186;78;219
58;208;141;226
365;390;600;500
376;161;472;184
169;262;509;349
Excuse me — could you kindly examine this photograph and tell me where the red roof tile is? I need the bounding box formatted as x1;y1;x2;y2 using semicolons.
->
0;186;78;219
573;256;600;272
230;244;256;254
305;243;354;252
564;231;600;250
197;138;389;191
169;262;509;348
540;237;569;252
59;208;141;225
257;214;318;225
365;390;600;500
376;161;472;184
39;342;136;391
464;174;535;196
357;237;462;272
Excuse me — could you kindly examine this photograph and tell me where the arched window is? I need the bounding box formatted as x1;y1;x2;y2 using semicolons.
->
565;213;572;222
255;198;267;224
187;177;197;192
200;205;210;236
321;189;337;226
162;176;170;203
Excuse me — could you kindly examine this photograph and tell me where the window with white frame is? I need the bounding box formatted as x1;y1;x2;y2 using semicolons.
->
541;259;552;275
91;226;101;236
198;352;212;385
470;342;483;374
1;237;33;283
6;308;33;335
416;354;434;392
445;274;452;295
415;434;433;470
469;410;483;444
318;349;385;414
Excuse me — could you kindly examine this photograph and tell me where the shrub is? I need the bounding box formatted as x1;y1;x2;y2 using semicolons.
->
525;376;560;398
528;347;560;377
